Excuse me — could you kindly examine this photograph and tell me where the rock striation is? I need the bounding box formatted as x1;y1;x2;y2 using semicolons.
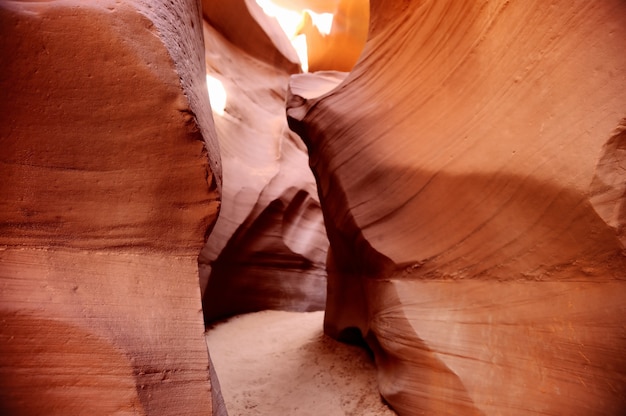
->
199;2;329;323
288;0;626;414
0;1;220;414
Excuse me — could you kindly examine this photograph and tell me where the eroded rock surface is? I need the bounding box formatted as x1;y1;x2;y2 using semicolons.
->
0;1;220;414
288;1;626;414
199;9;328;322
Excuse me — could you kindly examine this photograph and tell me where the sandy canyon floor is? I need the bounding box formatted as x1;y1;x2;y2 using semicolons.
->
205;310;397;416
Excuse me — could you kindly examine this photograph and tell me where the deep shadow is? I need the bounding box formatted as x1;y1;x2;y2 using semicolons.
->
203;190;327;324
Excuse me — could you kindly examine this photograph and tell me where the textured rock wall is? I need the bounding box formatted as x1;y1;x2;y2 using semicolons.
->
288;0;626;414
199;2;329;323
0;1;220;414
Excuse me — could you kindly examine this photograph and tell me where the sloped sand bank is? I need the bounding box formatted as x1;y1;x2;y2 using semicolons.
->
205;310;396;415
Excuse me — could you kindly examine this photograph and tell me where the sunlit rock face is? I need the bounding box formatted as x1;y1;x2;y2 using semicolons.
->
294;0;369;72
253;0;369;73
0;1;220;414
199;3;329;323
288;0;626;414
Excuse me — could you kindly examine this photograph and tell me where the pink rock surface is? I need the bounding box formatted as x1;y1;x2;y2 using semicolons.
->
0;1;220;414
288;0;626;414
202;0;301;73
199;19;328;322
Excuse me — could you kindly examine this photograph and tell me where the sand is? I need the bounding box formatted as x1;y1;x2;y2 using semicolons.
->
205;310;397;416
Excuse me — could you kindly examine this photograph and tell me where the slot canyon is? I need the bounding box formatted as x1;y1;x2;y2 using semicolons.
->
1;0;625;415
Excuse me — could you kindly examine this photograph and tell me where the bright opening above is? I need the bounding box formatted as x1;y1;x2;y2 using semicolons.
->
255;0;369;73
256;0;334;37
256;0;334;72
206;75;227;116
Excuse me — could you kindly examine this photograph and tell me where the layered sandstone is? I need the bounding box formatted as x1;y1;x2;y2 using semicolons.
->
199;3;329;323
0;1;220;414
288;0;626;414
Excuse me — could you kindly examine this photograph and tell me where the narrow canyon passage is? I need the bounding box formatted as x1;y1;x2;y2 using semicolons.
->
203;0;626;414
198;1;376;414
2;0;625;415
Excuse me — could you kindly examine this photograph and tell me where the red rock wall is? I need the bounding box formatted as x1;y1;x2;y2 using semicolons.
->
0;1;220;414
288;0;626;414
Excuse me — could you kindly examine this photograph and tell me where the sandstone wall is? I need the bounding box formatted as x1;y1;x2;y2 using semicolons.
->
0;1;220;414
201;0;300;73
288;0;626;414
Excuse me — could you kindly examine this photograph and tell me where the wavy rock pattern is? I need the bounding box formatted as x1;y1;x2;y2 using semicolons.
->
0;1;220;414
288;0;626;414
199;8;328;323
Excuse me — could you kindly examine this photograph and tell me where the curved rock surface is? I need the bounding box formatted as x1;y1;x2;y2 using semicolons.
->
0;1;220;414
288;0;626;414
199;13;328;322
295;0;369;72
202;0;301;73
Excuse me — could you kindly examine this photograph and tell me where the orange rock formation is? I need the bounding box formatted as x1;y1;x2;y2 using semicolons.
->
296;0;369;72
3;0;626;415
288;0;626;414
